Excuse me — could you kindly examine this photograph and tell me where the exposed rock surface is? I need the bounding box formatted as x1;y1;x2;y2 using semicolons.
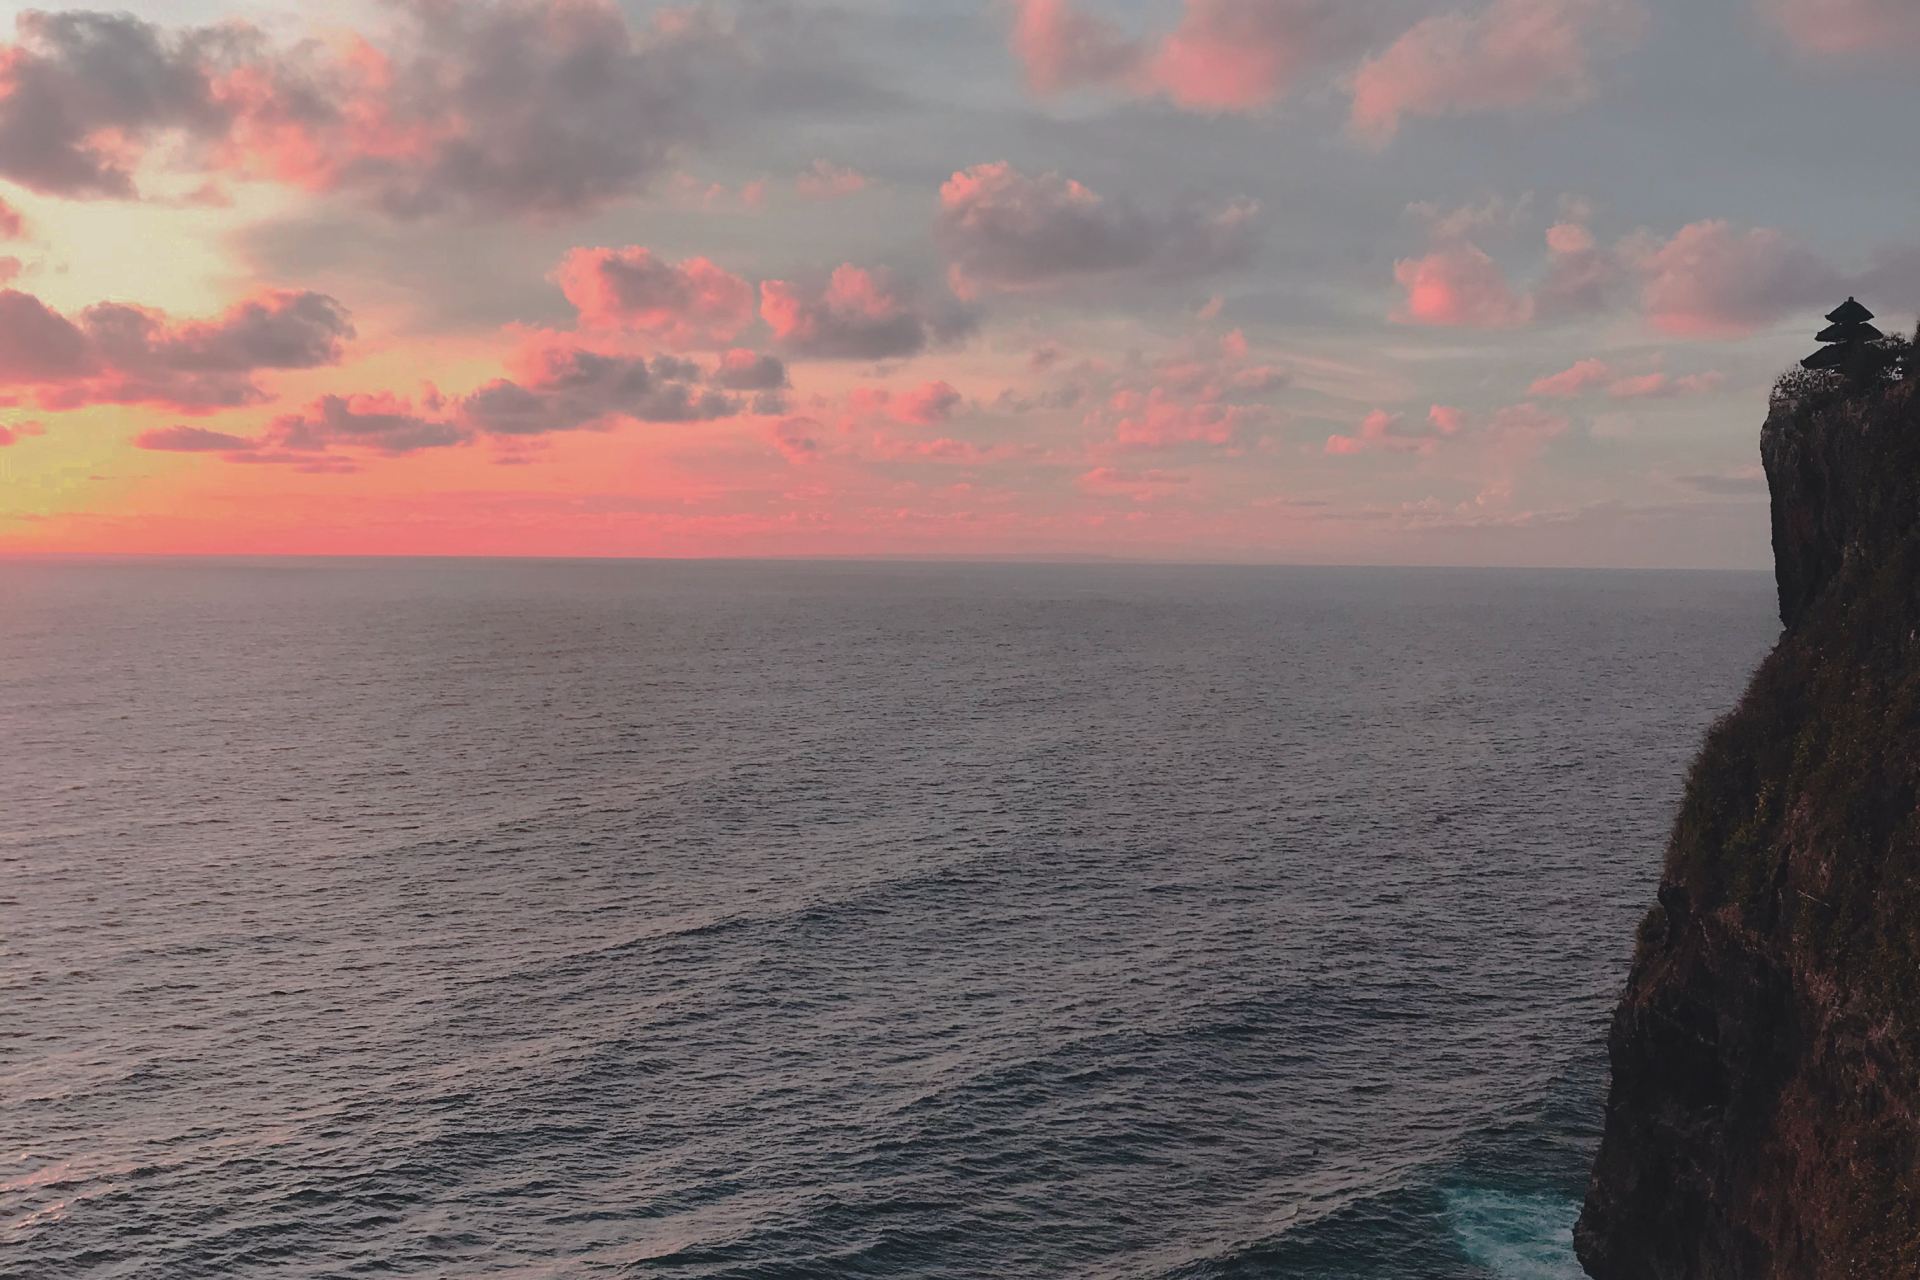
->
1577;378;1920;1278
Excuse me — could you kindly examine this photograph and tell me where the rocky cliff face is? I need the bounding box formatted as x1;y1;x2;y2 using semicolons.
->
1576;377;1920;1277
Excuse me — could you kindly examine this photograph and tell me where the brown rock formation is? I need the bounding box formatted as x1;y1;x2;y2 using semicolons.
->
1576;375;1920;1278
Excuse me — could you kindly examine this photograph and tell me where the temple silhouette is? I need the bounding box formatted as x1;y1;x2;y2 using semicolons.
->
1801;297;1882;371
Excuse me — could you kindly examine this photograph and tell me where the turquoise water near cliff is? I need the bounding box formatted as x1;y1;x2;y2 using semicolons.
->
3;560;1775;1277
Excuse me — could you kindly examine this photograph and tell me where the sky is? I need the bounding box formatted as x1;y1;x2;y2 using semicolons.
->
0;0;1913;567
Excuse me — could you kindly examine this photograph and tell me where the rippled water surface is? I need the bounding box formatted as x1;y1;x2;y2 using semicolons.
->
3;560;1778;1278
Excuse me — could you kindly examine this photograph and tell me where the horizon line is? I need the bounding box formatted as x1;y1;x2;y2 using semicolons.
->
0;550;1775;575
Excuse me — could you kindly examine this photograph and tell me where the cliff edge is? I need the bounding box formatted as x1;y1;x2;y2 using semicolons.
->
1576;375;1920;1277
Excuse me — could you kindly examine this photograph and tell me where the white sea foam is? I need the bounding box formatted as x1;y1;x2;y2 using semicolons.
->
1444;1186;1585;1280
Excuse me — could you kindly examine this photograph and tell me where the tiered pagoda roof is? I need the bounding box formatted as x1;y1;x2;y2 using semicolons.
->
1803;297;1881;371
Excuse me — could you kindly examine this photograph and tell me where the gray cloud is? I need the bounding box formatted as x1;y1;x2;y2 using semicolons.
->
269;395;469;456
937;162;1259;296
0;10;236;197
464;350;740;436
0;1;846;219
712;349;790;391
0;290;96;382
0;287;351;411
760;265;975;360
133;425;258;452
161;342;762;464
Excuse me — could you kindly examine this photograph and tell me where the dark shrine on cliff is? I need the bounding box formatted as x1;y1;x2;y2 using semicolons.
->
1801;297;1882;371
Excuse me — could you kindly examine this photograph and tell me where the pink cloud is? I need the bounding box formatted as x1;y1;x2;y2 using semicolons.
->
1078;466;1192;500
1061;331;1289;454
1529;358;1614;397
1603;372;1669;399
1324;405;1462;455
1530;358;1727;399
1408;194;1534;242
1350;0;1647;144
761;264;967;360
770;416;825;464
1149;0;1350;111
1546;222;1595;255
1627;220;1839;337
1325;402;1563;493
134;425;259;453
1007;0;1143;95
1766;0;1920;56
938;161;1257;296
665;173;771;212
1389;207;1880;336
1006;0;1353;113
554;247;753;349
1393;203;1615;326
1392;243;1534;328
1607;370;1726;398
1105;387;1247;450
1147;331;1287;398
868;435;1034;466
847;381;963;427
1483;401;1570;476
794;160;869;200
1485;402;1571;439
1534;216;1619;318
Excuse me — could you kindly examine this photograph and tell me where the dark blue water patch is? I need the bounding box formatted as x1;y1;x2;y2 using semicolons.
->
1159;1033;1603;1278
1160;1175;1584;1280
1;561;1776;1278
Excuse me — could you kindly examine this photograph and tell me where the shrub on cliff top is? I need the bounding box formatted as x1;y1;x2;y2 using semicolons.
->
1773;333;1913;410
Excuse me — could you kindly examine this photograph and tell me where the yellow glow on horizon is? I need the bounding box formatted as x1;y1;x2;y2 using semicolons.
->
7;188;284;316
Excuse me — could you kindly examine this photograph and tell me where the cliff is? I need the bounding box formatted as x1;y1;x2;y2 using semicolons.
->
1576;375;1920;1277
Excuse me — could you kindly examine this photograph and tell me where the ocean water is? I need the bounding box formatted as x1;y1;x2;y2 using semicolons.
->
2;559;1778;1280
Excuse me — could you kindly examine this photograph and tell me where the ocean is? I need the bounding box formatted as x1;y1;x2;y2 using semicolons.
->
3;559;1777;1279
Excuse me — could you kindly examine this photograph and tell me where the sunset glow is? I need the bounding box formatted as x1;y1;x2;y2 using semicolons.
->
0;0;1913;566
